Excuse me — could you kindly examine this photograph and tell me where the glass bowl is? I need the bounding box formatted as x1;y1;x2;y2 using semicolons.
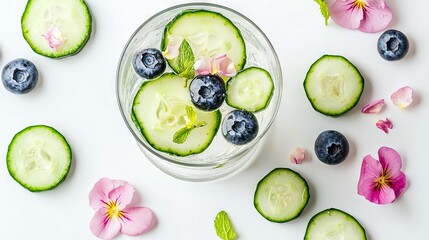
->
116;3;282;182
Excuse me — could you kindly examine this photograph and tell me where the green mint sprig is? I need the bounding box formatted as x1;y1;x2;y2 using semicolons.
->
176;39;195;81
214;210;237;240
314;0;330;26
173;106;206;144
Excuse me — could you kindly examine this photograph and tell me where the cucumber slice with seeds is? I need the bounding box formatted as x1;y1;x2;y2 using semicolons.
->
161;9;246;75
7;125;72;192
21;0;92;58
304;208;367;240
132;73;221;156
226;67;274;112
304;55;364;116
254;168;310;223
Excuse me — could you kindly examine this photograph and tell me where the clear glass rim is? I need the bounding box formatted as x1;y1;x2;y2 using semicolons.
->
115;2;283;168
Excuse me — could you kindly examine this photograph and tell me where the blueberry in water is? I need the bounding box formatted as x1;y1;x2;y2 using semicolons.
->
133;48;166;79
2;58;38;94
189;74;226;111
377;29;409;61
314;130;349;165
222;110;259;145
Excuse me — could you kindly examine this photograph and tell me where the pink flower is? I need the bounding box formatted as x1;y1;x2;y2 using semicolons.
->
391;86;413;109
88;178;155;240
361;99;384;114
289;147;306;164
194;54;237;77
376;118;393;133
358;147;407;205
330;0;392;33
42;25;66;51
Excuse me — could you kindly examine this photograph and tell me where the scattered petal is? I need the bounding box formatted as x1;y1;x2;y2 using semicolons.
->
289;147;306;164
361;99;384;114
330;0;392;33
193;54;236;77
42;25;66;51
194;57;212;75
162;36;183;59
391;86;413;109
357;146;407;205
376;118;393;133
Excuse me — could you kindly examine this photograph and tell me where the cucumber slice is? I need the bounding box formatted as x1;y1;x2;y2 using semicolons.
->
254;168;310;223
226;67;274;112
304;55;364;116
304;208;367;240
161;10;246;75
7;125;72;192
21;0;92;58
132;73;221;156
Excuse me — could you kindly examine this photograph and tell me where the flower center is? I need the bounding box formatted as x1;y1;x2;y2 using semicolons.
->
375;171;391;189
106;201;123;219
353;0;367;9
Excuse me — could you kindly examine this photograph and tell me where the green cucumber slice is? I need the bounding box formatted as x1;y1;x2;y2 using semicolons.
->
21;0;92;58
304;55;364;116
226;67;274;112
254;168;310;223
132;73;221;156
7;125;72;192
304;208;367;240
161;9;246;75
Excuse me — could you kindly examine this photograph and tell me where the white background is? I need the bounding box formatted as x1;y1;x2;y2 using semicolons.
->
1;0;428;239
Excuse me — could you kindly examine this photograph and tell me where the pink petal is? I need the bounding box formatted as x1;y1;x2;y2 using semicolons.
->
90;208;121;240
120;207;155;236
42;26;65;51
162;36;183;59
374;185;396;204
214;55;236;77
358;0;392;33
358;155;383;193
289;147;306;164
194;58;212;75
389;171;407;199
89;178;128;211
378;146;402;174
391;86;413;109
376;118;393;133
361;99;384;114
108;183;135;210
330;0;364;30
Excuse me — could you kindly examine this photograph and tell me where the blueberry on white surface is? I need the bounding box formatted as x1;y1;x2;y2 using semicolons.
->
133;48;166;79
189;74;226;111
314;130;349;165
2;58;38;94
222;110;259;145
377;29;409;61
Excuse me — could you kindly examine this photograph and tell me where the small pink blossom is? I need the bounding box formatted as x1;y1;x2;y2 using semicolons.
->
376;118;393;133
361;99;384;114
42;25;66;51
289;147;306;164
391;86;413;109
358;147;407;205
194;54;236;77
88;178;155;240
330;0;392;33
162;36;183;59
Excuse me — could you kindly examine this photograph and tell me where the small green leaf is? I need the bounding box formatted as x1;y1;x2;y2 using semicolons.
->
173;106;206;144
314;0;330;26
214;211;237;240
176;40;195;80
185;105;196;127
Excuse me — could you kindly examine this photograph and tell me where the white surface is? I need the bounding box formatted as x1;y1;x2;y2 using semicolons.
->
0;0;428;239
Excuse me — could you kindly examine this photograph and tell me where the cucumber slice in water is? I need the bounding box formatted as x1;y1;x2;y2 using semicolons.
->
226;67;274;112
21;0;92;58
304;208;367;240
7;125;72;192
161;10;246;75
132;73;221;156
254;168;310;223
304;55;364;116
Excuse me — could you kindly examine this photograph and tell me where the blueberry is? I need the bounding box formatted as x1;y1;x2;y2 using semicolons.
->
2;58;38;94
189;74;226;111
222;110;259;145
377;29;409;61
133;48;166;79
314;130;349;165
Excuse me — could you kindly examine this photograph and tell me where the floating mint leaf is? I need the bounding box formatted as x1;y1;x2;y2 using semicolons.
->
173;106;206;144
314;0;330;26
214;211;237;240
176;40;195;80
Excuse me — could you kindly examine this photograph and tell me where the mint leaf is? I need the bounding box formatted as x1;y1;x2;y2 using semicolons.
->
176;40;195;80
314;0;330;26
185;105;196;127
214;211;237;240
173;106;206;144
